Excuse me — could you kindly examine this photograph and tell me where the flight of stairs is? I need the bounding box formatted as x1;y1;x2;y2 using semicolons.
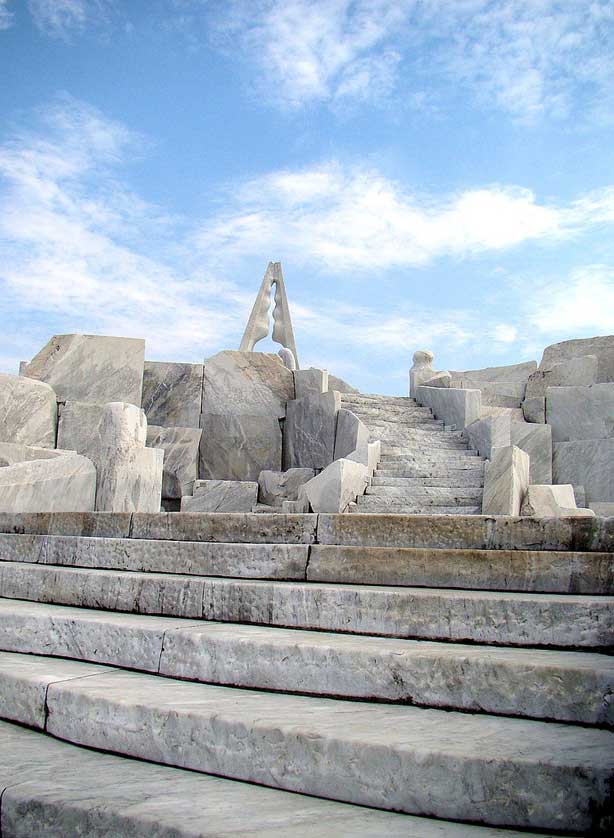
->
0;510;612;836
340;392;485;513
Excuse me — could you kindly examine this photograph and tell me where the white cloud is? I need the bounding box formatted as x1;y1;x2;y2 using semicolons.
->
528;265;614;335
491;324;518;344
195;161;613;272
0;0;13;30
27;0;113;38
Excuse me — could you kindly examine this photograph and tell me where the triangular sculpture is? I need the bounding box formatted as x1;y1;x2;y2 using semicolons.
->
239;262;299;368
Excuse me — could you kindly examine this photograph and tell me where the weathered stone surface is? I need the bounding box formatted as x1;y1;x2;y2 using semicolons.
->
0;511;132;538
130;512;317;544
553;439;614;504
181;480;258;513
201;351;294;419
416;386;481;430
200;412;283;480
590;502;614;516
284;391;341;469
278;346;297;370
302;459;369;513
294;368;328;399
466;414;511;460
463;380;526;408
521;484;595;518
0;443;65;467
23;334;145;405
546;383;614;442
525;355;598;400
422;371;451;387
56;401;104;456
409;349;434;397
522;396;546;423
258;468;315;506
482;446;529;516
541;335;614;383
0;453;96;513
141;361;203;428
334;408;370;460
146;425;201;499
0;373;57;448
94;403;163;513
0;721;486;838
450;361;537;385
328;373;359;394
510;422;553;484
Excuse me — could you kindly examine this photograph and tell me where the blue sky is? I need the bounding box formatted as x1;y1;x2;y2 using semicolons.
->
1;0;613;394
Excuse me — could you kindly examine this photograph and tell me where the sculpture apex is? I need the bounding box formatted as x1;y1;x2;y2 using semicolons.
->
239;262;299;368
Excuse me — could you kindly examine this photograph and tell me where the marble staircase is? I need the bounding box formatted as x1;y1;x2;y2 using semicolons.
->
0;511;613;836
340;392;485;513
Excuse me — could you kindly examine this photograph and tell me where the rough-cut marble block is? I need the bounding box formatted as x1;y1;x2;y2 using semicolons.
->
258;468;315;507
466;414;512;460
334;409;370;460
302;458;369;513
23;334;145;405
482;445;529;516
525;355;598;400
0;374;57;448
146;425;202;499
546;383;614;442
553;439;614;504
94;403;163;513
422;371;451;388
522;396;546;424
541;335;614;383
0;453;96;513
294;368;328;399
521;485;594;518
449;361;537;385
57;401;104;457
284;391;341;470
415;386;481;430
181;480;258;512
0;443;74;469
510;422;553;484
202;351;294;419
328;374;359;394
141;361;204;428
200;413;282;481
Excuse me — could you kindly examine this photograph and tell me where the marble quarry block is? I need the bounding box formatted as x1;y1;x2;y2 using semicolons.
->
181;480;258;513
482;445;529;516
541;335;614;383
258;468;315;507
202;351;294;419
334;408;370;461
510;422;553;484
200;413;282;481
461;380;527;408
0;452;96;513
546;383;614;442
522;396;546;424
521;484;594;518
141;361;204;428
422;371;451;388
0;443;67;466
466;414;512;460
0;373;57;449
284;391;341;470
449;361;537;385
525;355;598;400
146;426;202;499
294;368;328;400
23;334;145;405
57;401;104;457
94;403;163;513
416;386;481;430
553;439;614;504
302;458;369;513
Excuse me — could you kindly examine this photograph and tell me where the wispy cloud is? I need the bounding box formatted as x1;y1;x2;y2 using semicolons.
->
0;0;13;30
27;0;113;39
528;264;614;336
194;161;614;272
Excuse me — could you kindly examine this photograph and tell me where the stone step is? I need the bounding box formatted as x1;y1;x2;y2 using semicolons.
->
379;438;472;451
340;394;417;407
380;450;481;462
1;600;611;725
1;562;611;647
2;535;610;593
372;474;484;488
348;405;436;421
355;501;483;515
365;486;483;502
373;425;466;440
377;464;485;477
361;419;445;431
1;653;612;832
4;720;515;838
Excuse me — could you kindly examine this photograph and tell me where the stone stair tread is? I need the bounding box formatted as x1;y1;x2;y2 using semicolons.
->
1;599;611;725
365;486;483;498
354;505;483;515
1;562;612;647
372;475;484;487
3;720;508;838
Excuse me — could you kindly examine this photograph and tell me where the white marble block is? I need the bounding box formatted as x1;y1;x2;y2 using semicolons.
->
510;422;553;484
0;452;96;513
22;334;145;405
546;383;614;442
0;374;57;449
525;355;598;400
416;386;481;430
284;391;341;470
294;368;328;400
409;350;435;397
146;426;202;499
94;403;163;513
553;439;614;504
181;480;258;512
258;469;315;507
334;409;370;461
482;445;529;516
57;401;105;457
520;484;595;518
200;413;283;481
540;335;614;383
301;458;369;513
141;362;204;429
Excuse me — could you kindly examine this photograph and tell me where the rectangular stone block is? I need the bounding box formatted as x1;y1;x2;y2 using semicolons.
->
23;334;145;405
466;414;511;460
57;401;104;457
510;422;552;484
0;454;96;513
449;361;537;385
415;386;481;430
482;445;529;516
257;468;315;506
293;368;328;399
520;484;593;518
284;391;341;469
541;336;614;383
546;383;614;442
553;439;614;504
522;396;546;424
200;413;282;481
0;374;57;448
302;459;369;513
181;480;258;513
334;408;370;460
202;351;294;419
130;512;318;544
146;425;201;499
525;355;598;400
142;361;204;428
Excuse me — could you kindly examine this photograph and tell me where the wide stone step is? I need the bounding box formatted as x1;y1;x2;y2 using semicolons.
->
340;394;417;407
372;474;484;488
375;429;469;445
354;501;483;515
380;450;481;462
2;652;612;832
3;721;508;838
365;486;483;502
348;407;436;422
1;600;611;725
377;465;485;478
1;562;611;647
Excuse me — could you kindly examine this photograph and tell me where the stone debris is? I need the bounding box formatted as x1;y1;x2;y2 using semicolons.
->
181;479;258;512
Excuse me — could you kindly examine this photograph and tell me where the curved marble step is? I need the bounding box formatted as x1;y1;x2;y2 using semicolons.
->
1;653;612;832
1;562;612;648
1;600;611;725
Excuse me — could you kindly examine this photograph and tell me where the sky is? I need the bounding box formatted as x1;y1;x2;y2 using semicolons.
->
1;0;613;394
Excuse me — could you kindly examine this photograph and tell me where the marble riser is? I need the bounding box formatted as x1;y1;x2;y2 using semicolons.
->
372;475;484;488
365;486;483;501
352;505;483;515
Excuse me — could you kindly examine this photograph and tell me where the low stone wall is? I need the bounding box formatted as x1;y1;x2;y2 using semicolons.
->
415;386;481;430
